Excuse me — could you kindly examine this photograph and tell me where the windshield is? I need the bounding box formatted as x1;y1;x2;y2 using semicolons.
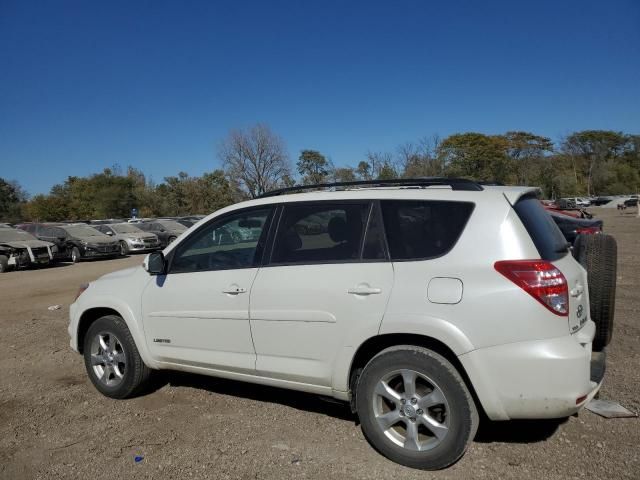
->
63;225;106;238
158;220;187;231
112;223;143;234
0;228;38;242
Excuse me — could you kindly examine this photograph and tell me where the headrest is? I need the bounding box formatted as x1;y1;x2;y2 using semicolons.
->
328;216;348;243
283;229;302;251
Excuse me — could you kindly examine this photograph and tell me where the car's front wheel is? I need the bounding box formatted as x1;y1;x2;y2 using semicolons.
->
83;315;152;399
356;346;478;470
70;247;81;263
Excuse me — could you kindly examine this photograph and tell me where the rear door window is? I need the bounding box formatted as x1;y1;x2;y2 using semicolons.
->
381;200;474;260
271;202;369;264
513;194;568;261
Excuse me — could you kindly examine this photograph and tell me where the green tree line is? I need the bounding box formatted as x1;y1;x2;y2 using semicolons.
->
1;128;638;223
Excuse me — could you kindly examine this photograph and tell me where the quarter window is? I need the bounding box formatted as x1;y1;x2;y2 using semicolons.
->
170;208;272;273
271;203;369;264
381;200;474;260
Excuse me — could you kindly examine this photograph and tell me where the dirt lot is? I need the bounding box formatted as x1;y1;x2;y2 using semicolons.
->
1;208;638;479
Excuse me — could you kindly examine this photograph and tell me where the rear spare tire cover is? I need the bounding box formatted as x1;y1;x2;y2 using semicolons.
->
573;234;617;350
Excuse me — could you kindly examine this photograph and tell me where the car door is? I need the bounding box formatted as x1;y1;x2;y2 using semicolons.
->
141;207;274;372
38;226;66;255
249;201;394;387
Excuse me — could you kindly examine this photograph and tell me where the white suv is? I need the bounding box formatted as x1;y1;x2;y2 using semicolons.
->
69;178;604;470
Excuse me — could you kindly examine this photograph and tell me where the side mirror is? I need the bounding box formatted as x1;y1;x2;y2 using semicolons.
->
106;231;114;236
144;251;166;275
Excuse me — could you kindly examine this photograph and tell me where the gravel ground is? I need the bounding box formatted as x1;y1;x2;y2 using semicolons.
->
1;208;638;479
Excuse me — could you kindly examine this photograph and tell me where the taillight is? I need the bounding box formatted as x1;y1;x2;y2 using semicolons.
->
575;227;600;235
494;260;568;316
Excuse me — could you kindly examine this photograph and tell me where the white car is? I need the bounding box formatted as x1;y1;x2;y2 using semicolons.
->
69;179;604;470
564;197;591;207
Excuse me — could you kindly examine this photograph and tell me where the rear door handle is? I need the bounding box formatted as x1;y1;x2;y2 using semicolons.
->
222;286;247;295
348;286;382;296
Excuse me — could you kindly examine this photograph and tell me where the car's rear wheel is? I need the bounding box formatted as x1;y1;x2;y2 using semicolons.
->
356;346;478;470
573;233;617;351
71;246;81;263
83;315;152;399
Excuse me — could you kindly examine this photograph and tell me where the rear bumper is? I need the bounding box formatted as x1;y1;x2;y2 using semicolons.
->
459;320;602;420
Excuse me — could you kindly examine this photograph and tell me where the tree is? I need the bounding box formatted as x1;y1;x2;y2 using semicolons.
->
22;194;68;221
297;150;330;185
355;161;373;180
185;170;235;214
332;167;357;183
437;133;512;182
504;131;554;185
365;151;396;179
399;136;444;178
562;130;628;195
219;124;291;198
377;162;397;180
0;178;28;222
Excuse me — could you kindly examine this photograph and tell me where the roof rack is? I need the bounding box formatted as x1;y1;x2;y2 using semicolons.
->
257;177;483;198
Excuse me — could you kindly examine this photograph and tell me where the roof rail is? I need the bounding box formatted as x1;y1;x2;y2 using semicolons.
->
257;177;483;198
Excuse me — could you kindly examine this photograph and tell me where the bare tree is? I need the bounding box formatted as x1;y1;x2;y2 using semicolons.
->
365;150;396;179
219;124;292;198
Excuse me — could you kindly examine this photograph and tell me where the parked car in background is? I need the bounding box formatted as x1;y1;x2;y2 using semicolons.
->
89;218;128;225
176;215;206;228
561;197;591;208
590;196;613;206
16;223;69;260
0;225;55;272
93;223;160;255
136;219;187;247
549;211;603;244
19;223;120;262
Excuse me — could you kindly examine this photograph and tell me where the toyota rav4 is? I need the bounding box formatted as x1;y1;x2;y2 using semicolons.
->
68;178;607;470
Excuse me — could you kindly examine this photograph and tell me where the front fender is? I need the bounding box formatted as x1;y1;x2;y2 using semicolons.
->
71;295;159;369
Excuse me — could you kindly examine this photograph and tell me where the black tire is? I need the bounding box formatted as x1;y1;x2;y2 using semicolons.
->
355;346;478;470
119;241;129;256
83;315;152;399
573;234;617;351
167;236;177;245
71;246;81;263
0;254;9;273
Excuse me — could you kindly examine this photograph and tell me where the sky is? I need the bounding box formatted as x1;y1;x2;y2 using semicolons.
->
1;0;639;195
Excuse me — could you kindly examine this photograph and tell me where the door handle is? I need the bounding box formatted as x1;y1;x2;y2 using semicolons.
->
222;286;247;295
348;286;382;296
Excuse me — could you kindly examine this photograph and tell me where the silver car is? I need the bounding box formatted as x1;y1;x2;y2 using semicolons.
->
94;223;160;255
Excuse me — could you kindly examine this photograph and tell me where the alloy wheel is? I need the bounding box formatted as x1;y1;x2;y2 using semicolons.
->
89;332;127;387
372;369;450;451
